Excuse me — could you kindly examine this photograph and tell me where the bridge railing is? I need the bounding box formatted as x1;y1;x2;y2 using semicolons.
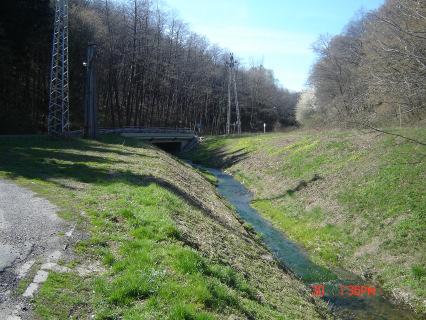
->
65;127;196;136
99;127;195;135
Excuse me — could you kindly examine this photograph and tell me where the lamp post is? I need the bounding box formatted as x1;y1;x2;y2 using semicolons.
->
84;44;97;139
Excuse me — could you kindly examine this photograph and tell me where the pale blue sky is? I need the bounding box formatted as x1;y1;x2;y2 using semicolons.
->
160;0;384;91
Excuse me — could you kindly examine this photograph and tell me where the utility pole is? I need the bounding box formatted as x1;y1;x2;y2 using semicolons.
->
84;44;97;139
48;0;70;136
226;55;232;135
232;66;241;134
226;53;241;135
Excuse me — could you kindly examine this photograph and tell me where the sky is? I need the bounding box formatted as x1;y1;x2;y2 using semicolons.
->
160;0;384;91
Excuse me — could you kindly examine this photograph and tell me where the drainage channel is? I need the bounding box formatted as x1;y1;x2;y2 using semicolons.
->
194;165;420;320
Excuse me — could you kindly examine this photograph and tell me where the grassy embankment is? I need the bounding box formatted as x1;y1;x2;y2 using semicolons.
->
0;135;331;319
185;128;426;314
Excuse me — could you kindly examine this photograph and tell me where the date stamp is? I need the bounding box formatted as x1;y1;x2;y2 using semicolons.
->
310;284;379;298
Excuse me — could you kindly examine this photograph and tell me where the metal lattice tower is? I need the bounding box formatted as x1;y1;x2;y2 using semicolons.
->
226;53;241;135
48;0;70;135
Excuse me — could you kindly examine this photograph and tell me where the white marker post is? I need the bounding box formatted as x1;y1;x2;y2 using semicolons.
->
263;123;266;133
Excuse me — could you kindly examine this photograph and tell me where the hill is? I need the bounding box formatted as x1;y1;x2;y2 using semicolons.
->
185;128;426;314
0;136;330;319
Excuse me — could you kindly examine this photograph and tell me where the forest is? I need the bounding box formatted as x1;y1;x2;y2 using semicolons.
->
0;0;424;134
0;0;298;134
297;0;426;128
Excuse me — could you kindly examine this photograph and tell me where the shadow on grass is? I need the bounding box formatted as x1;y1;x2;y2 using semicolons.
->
252;174;323;202
216;148;250;167
184;147;250;168
0;135;236;232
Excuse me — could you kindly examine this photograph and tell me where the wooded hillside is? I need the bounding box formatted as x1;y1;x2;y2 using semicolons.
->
0;0;298;134
301;0;426;127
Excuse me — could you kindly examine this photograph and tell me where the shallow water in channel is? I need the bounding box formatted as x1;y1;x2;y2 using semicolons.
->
196;165;420;320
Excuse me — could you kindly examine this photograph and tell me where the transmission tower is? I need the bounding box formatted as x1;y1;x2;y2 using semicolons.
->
48;0;70;135
226;53;241;135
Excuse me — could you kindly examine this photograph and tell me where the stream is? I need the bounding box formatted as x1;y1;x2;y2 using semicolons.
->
195;165;420;320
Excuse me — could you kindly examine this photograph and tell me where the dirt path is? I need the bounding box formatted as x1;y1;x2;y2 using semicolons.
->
0;180;72;319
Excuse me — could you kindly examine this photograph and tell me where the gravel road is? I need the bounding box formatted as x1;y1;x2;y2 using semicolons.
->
0;180;69;319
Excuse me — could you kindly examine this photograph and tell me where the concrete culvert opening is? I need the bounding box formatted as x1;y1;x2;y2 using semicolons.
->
153;142;183;154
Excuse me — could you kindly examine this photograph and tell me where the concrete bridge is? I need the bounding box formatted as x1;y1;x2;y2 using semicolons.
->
67;127;199;152
99;127;199;152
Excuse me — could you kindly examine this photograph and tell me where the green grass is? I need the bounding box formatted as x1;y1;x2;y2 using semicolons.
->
0;135;329;319
35;272;92;319
252;200;351;266
185;128;426;314
195;167;218;185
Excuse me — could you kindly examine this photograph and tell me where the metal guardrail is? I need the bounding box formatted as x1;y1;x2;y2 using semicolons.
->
65;127;196;137
65;130;83;137
99;127;195;135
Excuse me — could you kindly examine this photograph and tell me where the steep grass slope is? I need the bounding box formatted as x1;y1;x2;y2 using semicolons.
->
0;136;330;319
185;128;426;314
